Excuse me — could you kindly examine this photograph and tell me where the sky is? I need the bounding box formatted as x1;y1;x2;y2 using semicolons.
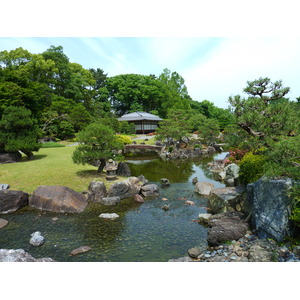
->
1;36;300;108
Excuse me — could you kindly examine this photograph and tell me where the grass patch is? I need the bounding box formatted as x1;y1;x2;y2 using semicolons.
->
41;142;66;148
133;137;157;145
0;146;126;194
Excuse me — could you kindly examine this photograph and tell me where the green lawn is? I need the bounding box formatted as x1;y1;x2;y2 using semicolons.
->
0;146;125;194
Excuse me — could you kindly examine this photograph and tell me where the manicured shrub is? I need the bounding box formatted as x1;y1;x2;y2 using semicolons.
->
239;151;266;184
116;135;132;145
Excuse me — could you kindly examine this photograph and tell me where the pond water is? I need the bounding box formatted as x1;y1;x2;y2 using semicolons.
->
0;153;226;262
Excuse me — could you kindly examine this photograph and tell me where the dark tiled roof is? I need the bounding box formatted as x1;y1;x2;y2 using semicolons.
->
118;112;162;121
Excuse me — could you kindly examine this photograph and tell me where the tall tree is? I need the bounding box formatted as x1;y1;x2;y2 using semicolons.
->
72;123;123;172
0;106;41;158
228;77;297;149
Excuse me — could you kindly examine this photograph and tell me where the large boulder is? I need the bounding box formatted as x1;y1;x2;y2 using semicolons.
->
194;182;215;196
0;249;55;262
0;190;29;214
247;177;295;242
208;186;250;214
224;163;240;186
0;152;22;164
100;196;121;206
116;162;131;177
29;185;88;213
141;184;160;197
87;181;107;202
207;212;249;246
107;177;141;200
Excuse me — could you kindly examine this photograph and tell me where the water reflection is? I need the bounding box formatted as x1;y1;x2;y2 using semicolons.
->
0;154;226;262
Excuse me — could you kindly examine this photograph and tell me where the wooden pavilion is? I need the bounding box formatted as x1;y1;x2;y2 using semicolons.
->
118;112;162;134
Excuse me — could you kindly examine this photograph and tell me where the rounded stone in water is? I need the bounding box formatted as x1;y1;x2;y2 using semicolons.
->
99;213;120;220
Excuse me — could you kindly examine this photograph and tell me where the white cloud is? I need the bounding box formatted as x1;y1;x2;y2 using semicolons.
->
182;38;300;107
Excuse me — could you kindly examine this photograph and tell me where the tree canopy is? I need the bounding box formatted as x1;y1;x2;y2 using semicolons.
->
0;45;234;145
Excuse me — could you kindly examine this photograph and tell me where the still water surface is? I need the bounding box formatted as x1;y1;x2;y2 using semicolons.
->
0;153;226;262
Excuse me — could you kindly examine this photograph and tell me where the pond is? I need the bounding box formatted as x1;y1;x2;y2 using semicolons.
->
0;153;226;262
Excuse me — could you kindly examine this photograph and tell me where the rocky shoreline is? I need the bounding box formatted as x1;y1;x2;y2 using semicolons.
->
170;229;300;262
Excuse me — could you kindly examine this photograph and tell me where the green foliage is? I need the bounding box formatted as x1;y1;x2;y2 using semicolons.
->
198;118;220;145
289;183;300;228
239;151;266;184
228;77;299;150
0;106;41;158
155;109;192;145
262;136;300;179
187;112;207;132
119;121;135;134
41;142;65;148
72;123;124;171
115;135;132;145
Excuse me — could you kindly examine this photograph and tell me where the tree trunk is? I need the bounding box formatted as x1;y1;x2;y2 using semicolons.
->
21;150;34;160
97;159;106;173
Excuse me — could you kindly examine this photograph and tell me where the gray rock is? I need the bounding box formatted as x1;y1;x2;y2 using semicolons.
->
137;175;148;186
116;162;131;177
0;190;29;214
192;177;198;184
29;232;45;246
133;194;144;203
0;218;9;229
108;177;141;199
141;184;159;197
87;181;107;202
198;213;212;225
293;246;300;256
161;178;170;187
100;196;121;206
207;212;249;246
0;249;55;262
188;247;201;258
248;239;279;262
168;256;193;262
247;177;295;242
0;184;10;190
99;213;119;220
162;205;170;211
207;146;216;155
208;186;248;214
194;182;215;196
224;163;240;180
29;185;88;213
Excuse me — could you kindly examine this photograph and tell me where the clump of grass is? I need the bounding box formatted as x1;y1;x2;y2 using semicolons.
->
41;142;66;148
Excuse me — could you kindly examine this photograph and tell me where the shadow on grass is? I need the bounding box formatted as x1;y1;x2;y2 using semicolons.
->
76;169;105;179
21;154;48;162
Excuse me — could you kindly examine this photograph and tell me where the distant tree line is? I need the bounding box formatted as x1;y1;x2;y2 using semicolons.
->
0;45;235;157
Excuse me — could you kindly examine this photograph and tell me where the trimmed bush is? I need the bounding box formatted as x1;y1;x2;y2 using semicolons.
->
116;135;132;145
239;151;266;184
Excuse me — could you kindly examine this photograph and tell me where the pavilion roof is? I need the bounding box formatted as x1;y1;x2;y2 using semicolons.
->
118;112;162;122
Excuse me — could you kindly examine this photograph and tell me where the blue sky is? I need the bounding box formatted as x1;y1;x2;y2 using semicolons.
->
1;1;300;109
1;37;300;108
